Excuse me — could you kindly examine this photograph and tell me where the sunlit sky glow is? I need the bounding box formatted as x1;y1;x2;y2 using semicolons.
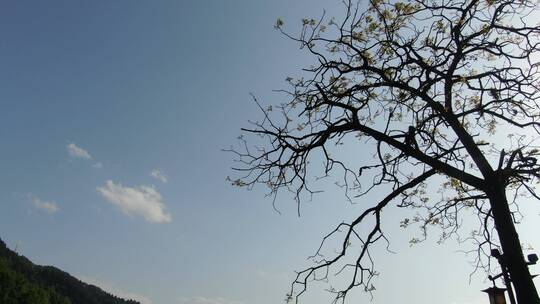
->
0;1;539;304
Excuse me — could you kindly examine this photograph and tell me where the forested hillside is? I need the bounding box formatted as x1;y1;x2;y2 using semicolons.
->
0;238;140;304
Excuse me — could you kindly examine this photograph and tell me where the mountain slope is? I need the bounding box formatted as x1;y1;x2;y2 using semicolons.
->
0;238;140;304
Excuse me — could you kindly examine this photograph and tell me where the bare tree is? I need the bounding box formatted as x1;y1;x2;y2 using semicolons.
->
229;0;540;303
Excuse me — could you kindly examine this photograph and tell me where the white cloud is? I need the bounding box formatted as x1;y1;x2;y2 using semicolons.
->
177;296;244;304
67;143;92;159
76;275;152;304
150;169;168;183
93;162;103;169
30;195;59;214
97;180;172;223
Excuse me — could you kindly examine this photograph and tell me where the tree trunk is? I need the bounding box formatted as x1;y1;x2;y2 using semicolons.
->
489;186;539;304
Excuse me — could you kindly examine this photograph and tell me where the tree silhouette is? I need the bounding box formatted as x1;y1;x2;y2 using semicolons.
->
230;0;540;303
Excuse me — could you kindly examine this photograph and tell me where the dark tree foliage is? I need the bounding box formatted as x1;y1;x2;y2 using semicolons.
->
230;0;540;303
0;257;71;304
0;238;140;304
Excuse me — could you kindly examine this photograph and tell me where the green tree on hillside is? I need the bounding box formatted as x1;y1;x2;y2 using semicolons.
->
0;256;71;304
0;238;140;304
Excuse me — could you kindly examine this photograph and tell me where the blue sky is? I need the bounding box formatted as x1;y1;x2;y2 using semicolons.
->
0;1;539;304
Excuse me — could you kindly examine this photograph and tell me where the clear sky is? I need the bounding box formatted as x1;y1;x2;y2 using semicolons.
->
1;1;539;304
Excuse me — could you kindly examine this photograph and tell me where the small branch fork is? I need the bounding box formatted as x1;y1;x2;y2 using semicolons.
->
289;169;436;303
